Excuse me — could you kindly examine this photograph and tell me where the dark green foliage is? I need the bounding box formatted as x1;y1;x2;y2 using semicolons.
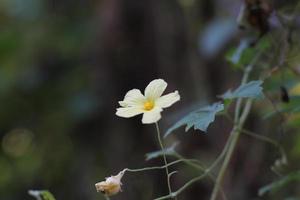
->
259;171;300;196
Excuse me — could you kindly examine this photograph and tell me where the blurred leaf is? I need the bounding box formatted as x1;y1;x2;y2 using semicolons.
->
219;80;264;100
145;143;178;161
226;39;251;69
0;158;13;187
0;30;21;59
263;96;300;120
28;190;56;200
4;0;44;20
165;102;224;137
226;36;271;68
199;19;236;58
223;99;233;110
290;82;300;96
285;197;300;200
258;170;300;196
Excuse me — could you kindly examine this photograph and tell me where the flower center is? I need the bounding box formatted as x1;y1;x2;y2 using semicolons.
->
144;101;154;111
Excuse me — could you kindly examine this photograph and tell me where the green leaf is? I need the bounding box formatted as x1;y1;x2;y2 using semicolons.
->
263;96;300;120
145;143;178;161
165;102;224;137
226;39;251;69
220;80;264;100
258;170;300;196
226;36;271;69
28;190;56;200
223;99;233;111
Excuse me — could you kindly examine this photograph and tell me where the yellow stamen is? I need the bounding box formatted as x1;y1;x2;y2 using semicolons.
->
144;101;154;111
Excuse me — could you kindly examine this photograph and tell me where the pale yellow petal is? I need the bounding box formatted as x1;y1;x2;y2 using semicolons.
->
141;107;162;124
119;89;145;107
156;91;180;108
144;79;167;100
116;107;144;118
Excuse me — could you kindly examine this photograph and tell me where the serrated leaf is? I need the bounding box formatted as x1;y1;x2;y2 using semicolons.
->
165;102;224;137
220;80;264;100
145;143;178;161
28;190;56;200
258;170;300;196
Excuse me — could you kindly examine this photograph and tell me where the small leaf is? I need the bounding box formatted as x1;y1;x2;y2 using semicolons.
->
145;143;178;161
258;170;300;196
219;80;264;99
28;190;56;200
165;102;224;137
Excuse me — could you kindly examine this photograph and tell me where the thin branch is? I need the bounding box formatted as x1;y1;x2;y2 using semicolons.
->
240;128;286;159
125;160;184;173
153;137;232;200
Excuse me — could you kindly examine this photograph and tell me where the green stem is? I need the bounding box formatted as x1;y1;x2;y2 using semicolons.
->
240;129;286;159
209;51;261;200
241;129;279;147
105;196;110;200
234;61;254;122
154;171;208;200
174;154;206;171
210;100;253;200
155;122;173;198
125;160;183;173
154;138;232;200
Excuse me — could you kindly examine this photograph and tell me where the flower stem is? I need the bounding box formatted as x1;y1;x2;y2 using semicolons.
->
125;160;183;173
155;122;173;198
105;196;110;200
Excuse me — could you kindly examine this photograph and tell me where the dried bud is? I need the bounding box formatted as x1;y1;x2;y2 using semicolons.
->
95;170;125;196
238;0;273;43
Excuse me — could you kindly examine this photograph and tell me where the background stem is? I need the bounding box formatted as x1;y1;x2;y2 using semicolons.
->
210;54;259;200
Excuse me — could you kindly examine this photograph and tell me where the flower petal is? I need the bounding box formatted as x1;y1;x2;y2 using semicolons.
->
144;79;167;100
141;107;162;124
119;89;145;107
156;91;180;108
116;107;144;118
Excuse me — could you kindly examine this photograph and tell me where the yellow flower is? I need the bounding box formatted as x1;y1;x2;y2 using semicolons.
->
95;170;125;196
116;79;180;124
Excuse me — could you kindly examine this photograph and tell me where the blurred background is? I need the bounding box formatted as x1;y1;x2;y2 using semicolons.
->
1;0;300;199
